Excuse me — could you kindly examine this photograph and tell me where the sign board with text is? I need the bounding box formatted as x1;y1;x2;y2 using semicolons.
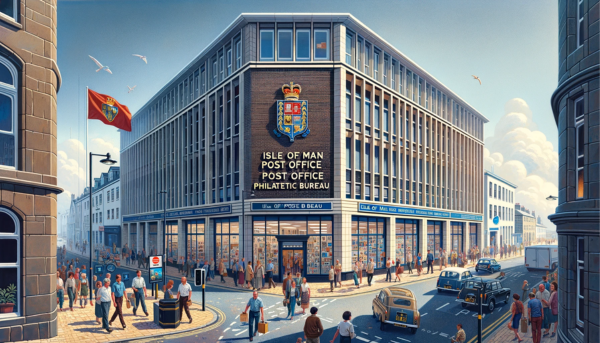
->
148;255;164;284
251;202;332;211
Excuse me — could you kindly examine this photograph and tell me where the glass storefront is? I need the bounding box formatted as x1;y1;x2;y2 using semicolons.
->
469;223;478;248
215;217;239;270
352;216;386;269
451;222;464;253
186;219;205;263
166;221;178;267
149;223;158;256
395;219;418;266
427;221;443;259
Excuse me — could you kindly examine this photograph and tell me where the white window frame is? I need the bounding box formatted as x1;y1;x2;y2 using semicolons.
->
357;36;363;70
374;50;380;80
0;0;17;22
295;29;310;61
259;29;275;61
0;208;20;318
212;59;217;87
226;48;232;76
391;61;396;90
575;96;585;199
345;32;353;65
365;43;371;75
0;55;18;169
219;54;224;81
236;40;242;69
577;0;584;47
576;236;584;332
277;29;293;61
313;29;330;61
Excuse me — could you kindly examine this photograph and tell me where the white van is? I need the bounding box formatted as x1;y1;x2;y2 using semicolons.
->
525;245;559;271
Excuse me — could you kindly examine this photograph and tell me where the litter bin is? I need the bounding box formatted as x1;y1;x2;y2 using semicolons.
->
158;299;180;328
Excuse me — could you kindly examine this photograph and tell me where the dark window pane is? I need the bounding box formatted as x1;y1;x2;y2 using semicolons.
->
578;297;584;322
0;94;12;132
579;21;585;46
0;211;15;233
278;31;292;59
578;125;585;154
0;239;17;263
579;268;584;295
578;239;584;261
0;1;14;19
0;132;14;167
0;268;17;312
0;63;12;85
296;31;310;60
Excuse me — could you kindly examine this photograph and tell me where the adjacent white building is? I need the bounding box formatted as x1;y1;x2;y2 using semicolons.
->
535;215;547;240
484;170;517;250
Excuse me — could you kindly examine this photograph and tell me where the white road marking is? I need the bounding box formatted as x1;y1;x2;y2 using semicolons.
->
232;329;241;332
497;307;503;312
270;315;277;318
320;304;328;308
431;331;438;335
330;299;337;303
230;321;236;326
218;336;223;341
361;331;369;335
355;337;370;342
456;309;470;316
234;329;247;336
439;333;449;337
390;341;399;343
223;328;230;333
420;313;428;317
436;303;450;310
374;335;382;339
235;314;239;319
396;338;411;342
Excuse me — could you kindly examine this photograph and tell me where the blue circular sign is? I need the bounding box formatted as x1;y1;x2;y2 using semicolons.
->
493;216;500;225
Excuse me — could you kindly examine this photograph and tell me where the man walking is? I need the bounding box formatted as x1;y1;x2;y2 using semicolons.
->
98;279;113;333
528;292;544;343
426;249;434;274
536;284;551;336
385;257;392;282
209;258;215;281
328;265;335;292
177;277;193;323
232;259;240;287
366;258;375;286
450;323;466;343
304;307;324;343
265;259;276;289
242;291;264;342
132;270;149;316
109;274;126;329
406;253;413;274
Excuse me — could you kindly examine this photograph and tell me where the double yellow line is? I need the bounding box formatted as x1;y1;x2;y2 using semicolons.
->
466;310;512;343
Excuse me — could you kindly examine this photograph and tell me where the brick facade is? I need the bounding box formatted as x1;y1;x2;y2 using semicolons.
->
0;0;62;341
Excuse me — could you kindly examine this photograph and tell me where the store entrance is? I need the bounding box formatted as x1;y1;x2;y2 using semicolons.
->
281;249;304;277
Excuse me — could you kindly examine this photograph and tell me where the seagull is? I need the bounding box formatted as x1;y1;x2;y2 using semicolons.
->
88;55;112;74
472;75;482;85
132;54;147;64
127;85;137;93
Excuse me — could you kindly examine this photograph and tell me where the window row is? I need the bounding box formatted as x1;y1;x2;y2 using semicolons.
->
489;181;513;202
489;205;513;221
259;23;330;62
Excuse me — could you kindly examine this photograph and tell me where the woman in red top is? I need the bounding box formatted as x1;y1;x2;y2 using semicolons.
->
509;293;524;342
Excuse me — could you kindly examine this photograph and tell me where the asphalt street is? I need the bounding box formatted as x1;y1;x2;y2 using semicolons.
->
58;246;547;343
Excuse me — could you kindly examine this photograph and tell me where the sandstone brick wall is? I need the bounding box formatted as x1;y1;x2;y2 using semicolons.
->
0;0;61;341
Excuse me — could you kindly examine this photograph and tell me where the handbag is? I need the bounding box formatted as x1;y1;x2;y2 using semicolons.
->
283;299;289;307
240;312;249;323
520;317;528;333
258;321;268;334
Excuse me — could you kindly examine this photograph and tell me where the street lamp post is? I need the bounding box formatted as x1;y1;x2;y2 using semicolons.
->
241;190;255;260
88;152;117;303
159;190;167;300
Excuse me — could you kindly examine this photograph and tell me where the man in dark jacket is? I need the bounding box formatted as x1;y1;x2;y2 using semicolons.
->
303;307;323;343
426;250;434;274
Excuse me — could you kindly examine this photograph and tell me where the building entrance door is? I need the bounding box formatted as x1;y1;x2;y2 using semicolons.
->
281;249;304;278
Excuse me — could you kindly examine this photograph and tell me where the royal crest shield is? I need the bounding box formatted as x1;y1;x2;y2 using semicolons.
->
101;98;119;122
273;82;309;142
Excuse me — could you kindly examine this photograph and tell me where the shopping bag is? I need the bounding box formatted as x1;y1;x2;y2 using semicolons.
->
258;321;268;334
520;318;528;333
399;266;404;274
240;312;249;323
125;293;131;309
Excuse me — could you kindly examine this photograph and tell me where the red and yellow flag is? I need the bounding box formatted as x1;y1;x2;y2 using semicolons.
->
88;89;132;132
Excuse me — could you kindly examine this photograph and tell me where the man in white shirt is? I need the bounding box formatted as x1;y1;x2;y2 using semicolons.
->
366;258;375;286
98;279;113;333
131;270;148;316
177;277;193;323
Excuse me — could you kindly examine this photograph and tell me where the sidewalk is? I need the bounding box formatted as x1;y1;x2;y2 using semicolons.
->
483;306;558;343
29;290;215;343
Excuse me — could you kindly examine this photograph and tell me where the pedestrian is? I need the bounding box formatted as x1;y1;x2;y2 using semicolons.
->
541;276;551;293
241;257;247;286
242;291;264;342
528;292;544;343
246;261;254;289
94;280;103;323
394;259;402;282
79;273;89;308
209;258;215;281
357;259;363;285
56;270;64;312
266;259;276;289
334;260;342;288
99;279;113;333
239;258;246;288
330;311;355;343
406;253;413;274
65;272;77;311
353;262;360;287
304;307;323;343
109;274;126;329
450;323;466;343
536;284;551;336
521;280;530;301
186;257;193;278
547;282;558;338
177;277;193;323
254;260;264;291
163;280;175;299
366;258;375;286
385;257;392;282
285;280;299;320
219;259;227;283
295;272;303;297
300;277;311;314
508;294;524;342
329;265;335;292
416;253;422;276
426;249;434;274
282;272;293;295
451;250;458;267
232;259;240;287
131;270;149;316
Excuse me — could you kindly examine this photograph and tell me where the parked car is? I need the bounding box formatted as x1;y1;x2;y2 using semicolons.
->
475;258;502;273
372;287;420;333
525;245;558;271
456;278;511;312
436;267;474;292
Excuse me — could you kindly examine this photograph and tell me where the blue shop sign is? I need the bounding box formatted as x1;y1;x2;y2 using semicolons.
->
489;227;499;231
251;202;333;211
123;205;231;222
358;203;483;221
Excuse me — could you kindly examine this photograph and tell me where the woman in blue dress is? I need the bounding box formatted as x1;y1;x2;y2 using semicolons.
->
285;280;299;320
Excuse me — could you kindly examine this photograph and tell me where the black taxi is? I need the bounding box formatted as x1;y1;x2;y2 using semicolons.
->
456;277;511;312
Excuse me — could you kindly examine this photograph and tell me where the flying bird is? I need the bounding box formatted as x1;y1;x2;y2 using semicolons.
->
88;55;112;74
472;75;482;85
127;85;137;93
132;54;148;64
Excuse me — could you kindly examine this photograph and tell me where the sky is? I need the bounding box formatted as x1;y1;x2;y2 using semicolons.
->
55;0;559;230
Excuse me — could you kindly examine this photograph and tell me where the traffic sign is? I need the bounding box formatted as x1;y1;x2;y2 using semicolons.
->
493;216;500;225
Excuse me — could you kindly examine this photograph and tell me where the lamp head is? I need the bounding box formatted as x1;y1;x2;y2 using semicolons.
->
100;153;117;165
250;190;255;197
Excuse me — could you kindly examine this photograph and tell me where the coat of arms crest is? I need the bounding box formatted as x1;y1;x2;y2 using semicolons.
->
101;97;119;122
273;82;309;142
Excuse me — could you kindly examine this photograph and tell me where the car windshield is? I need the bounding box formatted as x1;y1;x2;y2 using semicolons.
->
478;259;489;264
441;271;459;279
464;281;483;289
392;298;412;307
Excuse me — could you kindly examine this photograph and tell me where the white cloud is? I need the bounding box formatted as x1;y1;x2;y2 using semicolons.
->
484;98;558;231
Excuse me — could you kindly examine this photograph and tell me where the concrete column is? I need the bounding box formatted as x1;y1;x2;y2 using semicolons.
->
177;219;185;258
464;221;471;250
418;218;427;256
337;212;352;272
388;215;396;261
157;220;164;255
443;220;451;253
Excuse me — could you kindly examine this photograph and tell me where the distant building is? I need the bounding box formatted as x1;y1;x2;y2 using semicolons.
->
514;204;536;244
484;170;517;249
535;216;547;241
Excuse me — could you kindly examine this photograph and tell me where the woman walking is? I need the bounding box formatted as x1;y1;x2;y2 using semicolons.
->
56;270;64;311
546;282;559;337
352;262;359;288
245;261;254;289
79;273;89;308
416;253;422;276
406;253;413;274
219;259;227;283
163;280;175;299
94;280;103;323
521;280;530;301
330;311;355;343
65;272;77;311
395;258;402;282
285;280;299;320
254;261;264;291
509;294;524;342
335;260;342;288
238;260;245;288
294;272;303;296
300;277;310;314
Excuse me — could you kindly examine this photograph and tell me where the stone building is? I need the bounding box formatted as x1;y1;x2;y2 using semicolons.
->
515;204;536;245
549;0;599;342
0;0;61;341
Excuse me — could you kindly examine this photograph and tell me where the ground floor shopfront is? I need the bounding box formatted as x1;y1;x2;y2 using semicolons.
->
121;202;483;282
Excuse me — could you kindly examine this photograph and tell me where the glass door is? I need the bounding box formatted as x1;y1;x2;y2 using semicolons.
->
281;249;304;278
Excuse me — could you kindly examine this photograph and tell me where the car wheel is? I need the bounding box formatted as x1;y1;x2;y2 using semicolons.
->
411;328;417;334
437;288;441;293
505;294;510;304
379;317;385;331
461;302;469;308
488;299;495;312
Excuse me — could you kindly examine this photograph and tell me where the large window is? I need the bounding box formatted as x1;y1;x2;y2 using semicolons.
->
314;29;330;60
186;219;205;263
260;30;274;61
451;222;464;253
469;223;478;248
427;221;443;259
236;40;242;69
0;57;17;168
278;29;293;61
578;0;585;47
345;32;353;65
0;0;16;21
296;29;310;61
352;216;386;269
0;208;20;316
576;236;584;334
165;221;178;267
396;219;418;266
148;223;157;255
215;217;239;270
575;96;585;198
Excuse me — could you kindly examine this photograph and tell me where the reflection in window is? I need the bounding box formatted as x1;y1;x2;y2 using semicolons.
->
0;0;16;21
314;29;330;60
215;217;239;270
186;219;205;264
396;219;418;266
352;216;386;269
165;221;178;267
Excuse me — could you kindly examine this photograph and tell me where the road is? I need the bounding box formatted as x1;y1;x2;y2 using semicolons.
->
59;251;546;343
